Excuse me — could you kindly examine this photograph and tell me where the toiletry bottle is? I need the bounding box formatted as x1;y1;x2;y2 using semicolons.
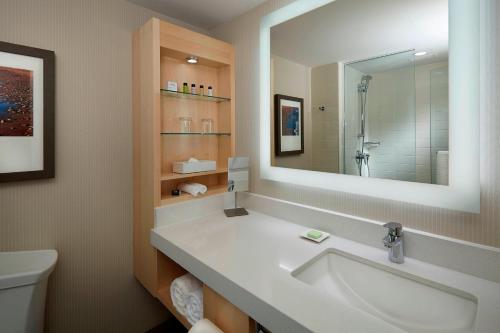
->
199;85;204;96
191;84;196;94
183;82;189;94
207;86;213;97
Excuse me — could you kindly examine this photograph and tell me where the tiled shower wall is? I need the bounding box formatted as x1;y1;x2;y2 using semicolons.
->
343;61;448;183
415;62;449;183
430;66;449;184
361;66;417;181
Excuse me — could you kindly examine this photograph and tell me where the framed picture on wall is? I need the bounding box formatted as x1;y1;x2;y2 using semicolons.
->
274;94;304;156
0;41;55;182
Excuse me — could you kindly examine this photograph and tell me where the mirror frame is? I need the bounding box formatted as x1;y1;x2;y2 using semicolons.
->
260;0;480;213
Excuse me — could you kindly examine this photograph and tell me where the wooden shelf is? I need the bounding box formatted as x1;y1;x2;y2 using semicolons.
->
134;18;253;333
160;184;227;206
157;288;192;330
155;256;256;333
161;132;231;136
133;17;235;302
161;168;228;181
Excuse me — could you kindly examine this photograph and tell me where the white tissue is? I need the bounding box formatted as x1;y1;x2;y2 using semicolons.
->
188;157;200;163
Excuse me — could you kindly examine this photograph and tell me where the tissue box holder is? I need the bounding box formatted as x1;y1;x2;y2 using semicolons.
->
173;160;216;174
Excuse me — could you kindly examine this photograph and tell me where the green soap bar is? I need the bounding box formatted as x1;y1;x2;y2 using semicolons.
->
307;230;323;239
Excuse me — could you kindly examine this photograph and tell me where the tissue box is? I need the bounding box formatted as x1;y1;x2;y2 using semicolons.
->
173;160;216;174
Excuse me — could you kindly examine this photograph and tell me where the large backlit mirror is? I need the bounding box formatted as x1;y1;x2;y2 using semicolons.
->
271;0;449;185
260;0;480;212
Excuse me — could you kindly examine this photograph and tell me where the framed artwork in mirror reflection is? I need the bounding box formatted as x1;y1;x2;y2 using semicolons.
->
274;94;304;156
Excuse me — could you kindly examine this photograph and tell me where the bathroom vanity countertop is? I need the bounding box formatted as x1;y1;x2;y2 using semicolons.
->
151;209;500;333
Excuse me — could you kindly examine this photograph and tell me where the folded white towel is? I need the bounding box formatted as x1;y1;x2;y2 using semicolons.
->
170;274;202;316
186;287;204;325
188;319;223;333
178;183;208;197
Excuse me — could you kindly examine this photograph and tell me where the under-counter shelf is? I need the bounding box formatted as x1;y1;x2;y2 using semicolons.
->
155;251;256;333
156;251;192;330
160;184;227;206
161;168;228;181
161;89;231;103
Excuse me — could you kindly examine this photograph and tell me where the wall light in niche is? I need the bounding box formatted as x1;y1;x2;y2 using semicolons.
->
414;51;427;56
186;56;198;64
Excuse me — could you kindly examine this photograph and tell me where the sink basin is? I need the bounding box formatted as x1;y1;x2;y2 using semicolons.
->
292;249;478;333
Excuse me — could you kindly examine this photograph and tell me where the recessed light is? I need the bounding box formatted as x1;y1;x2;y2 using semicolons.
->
186;56;198;64
414;51;427;57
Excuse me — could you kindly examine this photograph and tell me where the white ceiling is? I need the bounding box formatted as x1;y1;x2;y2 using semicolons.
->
128;0;267;29
271;0;448;68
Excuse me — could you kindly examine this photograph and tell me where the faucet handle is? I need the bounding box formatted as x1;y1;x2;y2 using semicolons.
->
383;222;403;236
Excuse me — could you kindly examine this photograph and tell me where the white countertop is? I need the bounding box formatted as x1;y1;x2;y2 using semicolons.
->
151;206;500;333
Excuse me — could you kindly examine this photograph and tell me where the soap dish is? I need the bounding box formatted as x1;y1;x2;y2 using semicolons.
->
300;229;330;243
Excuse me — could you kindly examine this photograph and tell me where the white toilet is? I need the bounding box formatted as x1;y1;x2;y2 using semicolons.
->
0;250;58;333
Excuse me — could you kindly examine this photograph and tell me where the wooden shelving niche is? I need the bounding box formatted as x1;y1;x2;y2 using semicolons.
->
133;17;253;333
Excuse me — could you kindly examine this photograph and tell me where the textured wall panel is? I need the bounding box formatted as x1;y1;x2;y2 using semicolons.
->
211;0;500;248
0;1;205;332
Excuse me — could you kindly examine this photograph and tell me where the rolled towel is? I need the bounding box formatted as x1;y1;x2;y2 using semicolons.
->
185;287;204;325
170;274;202;316
178;183;208;197
188;319;223;333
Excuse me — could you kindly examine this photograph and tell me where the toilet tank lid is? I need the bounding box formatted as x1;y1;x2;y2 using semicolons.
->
0;250;58;290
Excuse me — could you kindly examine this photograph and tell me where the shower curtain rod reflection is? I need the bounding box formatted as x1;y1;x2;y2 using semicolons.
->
343;49;415;66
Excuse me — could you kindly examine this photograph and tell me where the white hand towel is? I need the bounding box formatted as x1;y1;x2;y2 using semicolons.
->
186;287;203;325
179;183;208;197
197;183;208;194
188;319;223;333
170;274;202;316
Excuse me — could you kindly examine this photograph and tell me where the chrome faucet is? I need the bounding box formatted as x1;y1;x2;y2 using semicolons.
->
383;222;404;264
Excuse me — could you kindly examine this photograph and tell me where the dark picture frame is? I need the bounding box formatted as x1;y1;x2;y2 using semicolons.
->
274;94;304;156
0;41;55;183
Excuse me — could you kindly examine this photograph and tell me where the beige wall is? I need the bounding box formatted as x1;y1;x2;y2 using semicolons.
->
211;0;500;248
271;55;312;170
0;0;205;332
311;63;340;173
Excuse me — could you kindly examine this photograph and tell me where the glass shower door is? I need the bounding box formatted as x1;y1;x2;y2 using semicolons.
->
343;51;416;181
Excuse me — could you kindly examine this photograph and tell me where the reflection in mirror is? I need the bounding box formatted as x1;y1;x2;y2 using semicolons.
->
270;0;449;185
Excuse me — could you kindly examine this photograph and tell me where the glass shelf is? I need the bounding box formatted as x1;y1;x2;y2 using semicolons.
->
160;89;231;103
161;132;231;136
